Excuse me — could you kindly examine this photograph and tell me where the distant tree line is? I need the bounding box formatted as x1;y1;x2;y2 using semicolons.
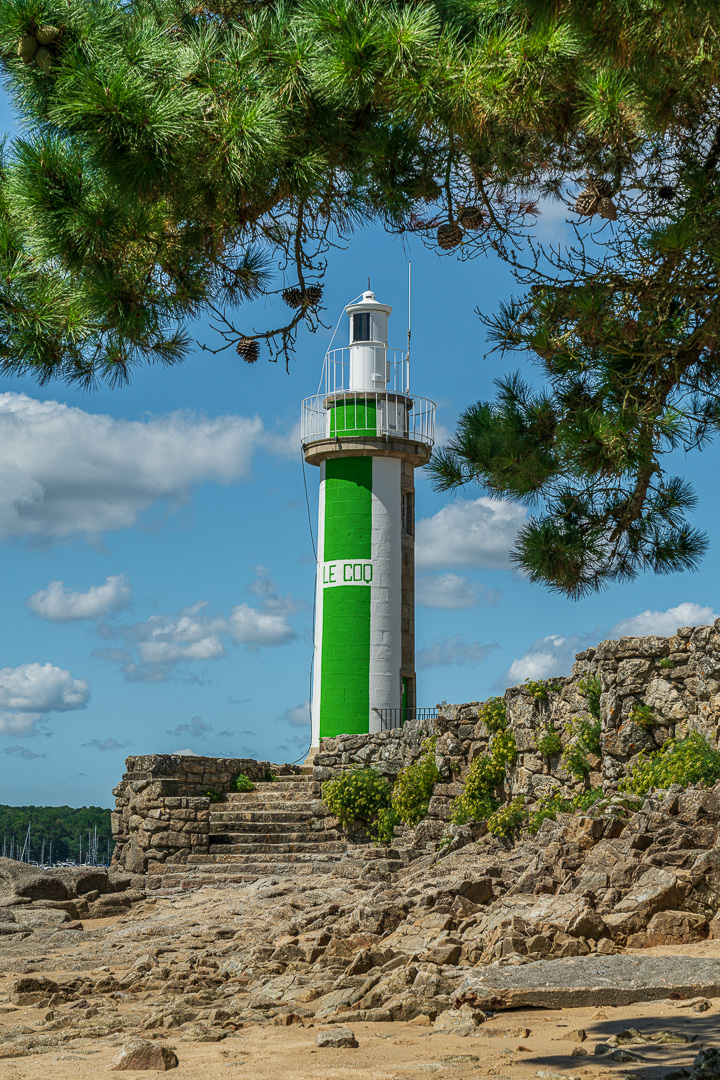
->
0;804;113;864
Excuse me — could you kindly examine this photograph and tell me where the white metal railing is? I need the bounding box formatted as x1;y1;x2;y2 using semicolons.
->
300;390;436;447
317;347;410;396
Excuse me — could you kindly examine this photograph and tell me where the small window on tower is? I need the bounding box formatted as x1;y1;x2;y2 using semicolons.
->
402;491;414;537
352;312;372;342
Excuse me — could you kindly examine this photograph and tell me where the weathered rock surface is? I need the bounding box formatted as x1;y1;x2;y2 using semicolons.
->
452;955;720;1009
316;1027;359;1048
0;858;146;939
110;1038;179;1070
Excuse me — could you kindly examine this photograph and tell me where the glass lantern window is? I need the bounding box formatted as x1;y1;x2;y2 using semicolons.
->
352;312;372;342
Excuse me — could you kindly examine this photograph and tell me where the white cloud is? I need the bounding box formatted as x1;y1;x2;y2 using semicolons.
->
505;632;600;685
27;574;131;622
166;717;213;740
0;713;45;736
612;602;719;638
503;601;720;688
82;738;130;752
0;392;267;541
0;662;90;736
0;662;89;713
417;635;499;669
97;570;297;682
2;744;46;760
416;573;502;610
415;498;526;571
170;747;200;756
279;700;310;727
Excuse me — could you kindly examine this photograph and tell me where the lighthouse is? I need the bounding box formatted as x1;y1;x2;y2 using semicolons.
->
301;289;436;745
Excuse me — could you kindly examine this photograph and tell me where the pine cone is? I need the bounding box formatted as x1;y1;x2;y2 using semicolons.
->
236;338;259;363
573;190;597;216
304;285;323;307
590;176;613;198
35;25;59;44
597;197;618;221
35;46;52;72
17;34;38;63
657;185;676;202
437;222;463;250
458;205;485;230
282;287;302;309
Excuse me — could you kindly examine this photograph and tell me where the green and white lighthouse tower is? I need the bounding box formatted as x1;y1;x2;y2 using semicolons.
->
301;289;435;745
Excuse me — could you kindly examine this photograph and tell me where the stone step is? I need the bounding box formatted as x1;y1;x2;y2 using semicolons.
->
230;783;318;794
146;863;333;889
209;817;317;831
227;788;317;800
189;850;344;865
209;809;314;824
146;870;260;890
208;825;342;841
224;801;317;814
207;840;346;855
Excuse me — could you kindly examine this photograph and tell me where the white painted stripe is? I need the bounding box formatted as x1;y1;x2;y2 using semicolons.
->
369;456;402;731
322;559;374;587
310;462;325;747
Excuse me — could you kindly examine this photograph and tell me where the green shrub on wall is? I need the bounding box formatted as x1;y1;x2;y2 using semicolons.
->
526;787;605;834
577;674;602;718
525;679;560;702
477;697;508;732
487;796;526;838
629;703;656;730
537;720;563;758
321;767;392;837
321;743;443;843
621;732;720;796
561;716;602;779
233;773;255;792
391;738;442;827
450;730;517;825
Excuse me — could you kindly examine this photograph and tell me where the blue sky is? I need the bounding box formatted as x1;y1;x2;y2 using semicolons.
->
0;98;718;809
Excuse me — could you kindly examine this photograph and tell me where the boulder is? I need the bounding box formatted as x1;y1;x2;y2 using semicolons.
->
0;920;27;936
628;910;709;947
9;976;60;1005
612;867;681;919
422;942;462;966
13;908;71;929
74;870;110;895
110;1038;179;1071
316;1027;358;1048
434;1005;486;1036
0;859;69;901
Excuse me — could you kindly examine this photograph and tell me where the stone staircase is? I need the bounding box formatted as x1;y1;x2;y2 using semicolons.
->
146;770;349;891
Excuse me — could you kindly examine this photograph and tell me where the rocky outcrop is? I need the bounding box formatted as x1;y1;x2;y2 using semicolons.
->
0;857;144;938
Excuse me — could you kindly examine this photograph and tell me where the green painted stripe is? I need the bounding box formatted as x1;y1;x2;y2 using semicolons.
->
320;457;372;737
329;397;377;439
323;457;372;560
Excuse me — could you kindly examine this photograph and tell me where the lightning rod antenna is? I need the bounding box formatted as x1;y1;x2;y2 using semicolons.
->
406;262;412;391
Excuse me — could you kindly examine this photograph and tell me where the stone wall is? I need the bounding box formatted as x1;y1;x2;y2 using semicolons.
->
312;620;720;849
111;621;720;869
111;755;293;874
577;622;720;783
